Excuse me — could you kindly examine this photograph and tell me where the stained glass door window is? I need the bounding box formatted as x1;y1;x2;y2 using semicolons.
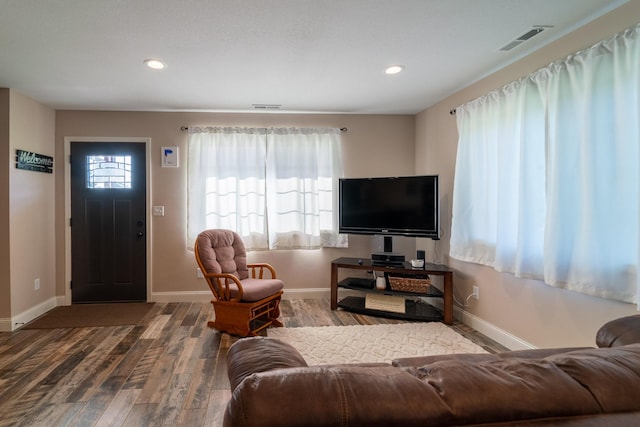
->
86;155;132;188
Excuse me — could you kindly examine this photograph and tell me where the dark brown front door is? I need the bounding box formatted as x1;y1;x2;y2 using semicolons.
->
70;141;147;303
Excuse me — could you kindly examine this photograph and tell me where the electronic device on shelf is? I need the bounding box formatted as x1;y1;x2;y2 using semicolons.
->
371;252;405;266
339;175;440;261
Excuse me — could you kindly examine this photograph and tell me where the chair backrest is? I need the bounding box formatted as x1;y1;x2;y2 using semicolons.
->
195;229;249;280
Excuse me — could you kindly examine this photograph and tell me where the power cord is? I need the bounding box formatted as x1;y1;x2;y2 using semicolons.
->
427;227;445;264
454;291;478;307
432;242;440;264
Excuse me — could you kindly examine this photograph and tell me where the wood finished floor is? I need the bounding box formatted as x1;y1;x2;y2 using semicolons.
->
0;299;508;427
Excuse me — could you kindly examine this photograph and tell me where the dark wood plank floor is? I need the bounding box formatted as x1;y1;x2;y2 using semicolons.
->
0;299;507;427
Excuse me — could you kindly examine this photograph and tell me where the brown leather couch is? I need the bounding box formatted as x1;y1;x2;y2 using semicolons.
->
224;315;640;426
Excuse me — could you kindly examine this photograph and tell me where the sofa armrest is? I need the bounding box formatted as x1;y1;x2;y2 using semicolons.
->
226;337;308;391
596;314;640;348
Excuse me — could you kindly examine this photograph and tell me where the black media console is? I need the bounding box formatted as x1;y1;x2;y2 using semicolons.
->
330;257;454;324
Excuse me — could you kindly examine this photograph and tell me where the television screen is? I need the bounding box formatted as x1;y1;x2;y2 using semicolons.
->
339;175;439;239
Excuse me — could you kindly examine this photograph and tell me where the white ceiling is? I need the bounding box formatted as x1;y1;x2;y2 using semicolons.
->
0;0;627;114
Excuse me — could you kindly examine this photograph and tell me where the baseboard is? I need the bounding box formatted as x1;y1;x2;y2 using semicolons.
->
5;296;60;332
455;306;535;350
151;288;332;303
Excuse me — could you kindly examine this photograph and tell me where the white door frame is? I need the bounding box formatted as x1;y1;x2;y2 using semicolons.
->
64;137;152;305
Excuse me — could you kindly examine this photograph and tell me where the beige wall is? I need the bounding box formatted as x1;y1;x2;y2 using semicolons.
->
415;1;640;349
0;89;10;319
8;90;56;318
54;112;415;301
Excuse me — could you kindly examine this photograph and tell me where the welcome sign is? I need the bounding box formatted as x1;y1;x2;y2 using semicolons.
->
16;149;53;173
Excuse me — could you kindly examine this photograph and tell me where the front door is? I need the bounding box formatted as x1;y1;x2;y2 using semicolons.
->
70;141;147;303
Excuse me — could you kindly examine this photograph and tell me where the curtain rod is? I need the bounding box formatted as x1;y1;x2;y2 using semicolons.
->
180;126;347;132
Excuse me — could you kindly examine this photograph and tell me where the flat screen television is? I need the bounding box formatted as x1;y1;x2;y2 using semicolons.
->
339;175;440;241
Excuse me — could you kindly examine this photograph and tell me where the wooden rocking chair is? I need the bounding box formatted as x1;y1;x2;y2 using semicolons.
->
194;229;284;336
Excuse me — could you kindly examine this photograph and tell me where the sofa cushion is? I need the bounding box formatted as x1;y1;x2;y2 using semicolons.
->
226;365;457;427
541;345;640;412
405;345;640;418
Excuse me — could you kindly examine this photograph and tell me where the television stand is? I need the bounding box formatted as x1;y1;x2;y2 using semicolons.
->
330;257;453;324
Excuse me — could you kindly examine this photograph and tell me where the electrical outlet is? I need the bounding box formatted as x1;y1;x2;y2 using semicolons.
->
472;285;479;300
34;278;40;291
197;268;204;279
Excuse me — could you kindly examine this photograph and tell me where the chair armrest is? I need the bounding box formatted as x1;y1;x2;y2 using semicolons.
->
247;263;277;279
204;272;244;301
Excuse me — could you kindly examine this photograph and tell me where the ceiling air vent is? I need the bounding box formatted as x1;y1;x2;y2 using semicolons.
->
500;40;524;51
518;28;545;41
500;25;552;51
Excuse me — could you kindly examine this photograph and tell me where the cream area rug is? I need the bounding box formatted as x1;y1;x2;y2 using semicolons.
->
267;323;488;365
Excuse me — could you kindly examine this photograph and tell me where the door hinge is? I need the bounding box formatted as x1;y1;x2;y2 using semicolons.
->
69;218;72;227
70;280;73;289
69;154;72;164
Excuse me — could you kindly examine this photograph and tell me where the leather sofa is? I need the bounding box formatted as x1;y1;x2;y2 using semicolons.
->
224;315;640;426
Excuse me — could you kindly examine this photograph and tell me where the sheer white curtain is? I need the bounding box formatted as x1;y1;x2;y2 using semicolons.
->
187;126;345;250
267;128;346;249
187;127;268;250
451;78;547;277
451;23;640;305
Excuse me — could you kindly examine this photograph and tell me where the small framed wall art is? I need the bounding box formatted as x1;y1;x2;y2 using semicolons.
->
161;146;179;168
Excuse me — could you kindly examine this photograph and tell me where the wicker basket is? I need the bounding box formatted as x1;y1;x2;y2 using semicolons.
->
388;275;431;293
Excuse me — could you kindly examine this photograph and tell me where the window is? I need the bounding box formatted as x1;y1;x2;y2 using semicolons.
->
187;127;346;250
451;23;640;305
86;155;132;188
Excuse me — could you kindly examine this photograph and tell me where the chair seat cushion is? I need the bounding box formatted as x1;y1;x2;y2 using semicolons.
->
239;278;284;302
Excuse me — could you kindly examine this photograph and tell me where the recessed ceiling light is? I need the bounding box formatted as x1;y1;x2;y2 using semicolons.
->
144;59;167;70
385;65;405;75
